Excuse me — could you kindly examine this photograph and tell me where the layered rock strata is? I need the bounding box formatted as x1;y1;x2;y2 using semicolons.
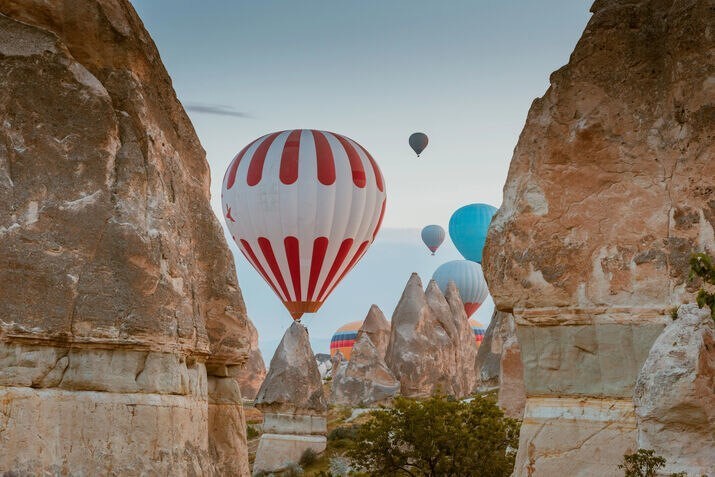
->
253;322;328;475
483;0;714;474
0;1;253;474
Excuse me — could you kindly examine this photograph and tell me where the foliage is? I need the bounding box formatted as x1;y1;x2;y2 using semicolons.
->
345;395;520;477
690;253;715;321
619;449;666;477
246;424;260;440
299;448;319;467
619;449;688;477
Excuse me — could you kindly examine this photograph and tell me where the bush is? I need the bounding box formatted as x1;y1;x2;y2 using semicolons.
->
346;395;520;477
619;449;687;477
246;425;259;440
690;252;715;321
299;448;318;467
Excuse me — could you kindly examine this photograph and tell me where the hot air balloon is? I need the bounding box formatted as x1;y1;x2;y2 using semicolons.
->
468;317;486;349
409;132;428;157
448;203;497;263
432;260;489;317
329;320;362;360
421;224;445;255
222;129;387;321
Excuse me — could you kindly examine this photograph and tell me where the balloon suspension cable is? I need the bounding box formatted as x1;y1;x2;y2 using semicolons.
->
431;252;435;256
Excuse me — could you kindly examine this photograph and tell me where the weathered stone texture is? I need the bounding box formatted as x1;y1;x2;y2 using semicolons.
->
0;1;254;474
385;274;477;398
233;318;266;400
482;0;714;474
634;304;715;476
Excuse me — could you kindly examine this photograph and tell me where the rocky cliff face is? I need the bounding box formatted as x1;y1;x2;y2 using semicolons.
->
233;318;266;400
483;0;714;475
474;310;526;418
634;304;714;476
385;274;477;398
0;1;253;474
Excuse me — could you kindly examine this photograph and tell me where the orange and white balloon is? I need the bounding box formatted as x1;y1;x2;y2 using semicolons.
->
222;130;387;320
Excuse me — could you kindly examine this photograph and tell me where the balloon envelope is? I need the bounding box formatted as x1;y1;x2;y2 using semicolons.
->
448;203;498;263
432;260;489;317
468;317;486;349
421;224;446;254
409;132;428;156
329;320;362;360
222;129;387;321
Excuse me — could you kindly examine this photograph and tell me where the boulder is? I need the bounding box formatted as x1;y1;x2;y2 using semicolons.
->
385;273;476;398
358;304;391;358
482;0;714;474
634;304;715;476
475;310;526;418
0;1;251;474
254;322;327;475
331;332;400;407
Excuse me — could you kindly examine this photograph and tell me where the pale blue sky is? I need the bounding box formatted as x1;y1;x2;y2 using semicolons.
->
133;1;592;359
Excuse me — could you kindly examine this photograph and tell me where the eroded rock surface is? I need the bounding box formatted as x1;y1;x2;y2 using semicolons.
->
254;322;327;474
385;274;477;398
474;310;526;418
234;318;266;400
358;304;391;358
634;304;715;476
0;1;252;474
331;332;400;407
482;0;714;475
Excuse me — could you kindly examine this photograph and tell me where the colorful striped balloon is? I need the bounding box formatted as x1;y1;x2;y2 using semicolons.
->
222;130;386;321
468;317;486;349
329;320;363;360
432;260;489;317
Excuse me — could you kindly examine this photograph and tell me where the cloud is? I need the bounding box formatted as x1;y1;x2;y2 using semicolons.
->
184;102;252;118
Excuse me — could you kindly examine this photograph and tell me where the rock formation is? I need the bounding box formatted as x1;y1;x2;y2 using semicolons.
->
634;304;714;475
331;308;400;406
0;1;253;474
315;352;333;379
482;1;714;475
254;322;327;474
233;318;266;400
474;310;526;418
358;304;391;357
385;274;477;398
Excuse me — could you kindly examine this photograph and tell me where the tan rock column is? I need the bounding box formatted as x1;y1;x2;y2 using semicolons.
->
482;1;714;475
253;322;328;475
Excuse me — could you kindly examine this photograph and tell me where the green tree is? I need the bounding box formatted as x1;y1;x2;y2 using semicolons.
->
619;449;666;477
346;395;520;477
690;253;715;321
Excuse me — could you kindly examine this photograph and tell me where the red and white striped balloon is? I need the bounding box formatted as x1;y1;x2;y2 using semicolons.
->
221;130;387;321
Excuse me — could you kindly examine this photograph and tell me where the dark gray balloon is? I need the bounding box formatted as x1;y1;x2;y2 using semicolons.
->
409;132;428;157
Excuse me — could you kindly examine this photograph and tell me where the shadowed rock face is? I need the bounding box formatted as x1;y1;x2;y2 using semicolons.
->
634;304;715;475
0;1;253;474
358;304;391;358
331;332;400;407
234;318;266;400
255;322;327;415
385;274;477;398
482;0;714;475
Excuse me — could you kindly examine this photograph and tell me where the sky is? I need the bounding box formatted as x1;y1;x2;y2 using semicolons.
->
132;1;593;359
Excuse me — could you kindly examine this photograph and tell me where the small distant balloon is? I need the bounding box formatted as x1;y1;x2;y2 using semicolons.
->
432;260;489;318
330;320;363;360
421;225;445;255
449;203;498;263
468;317;486;349
409;132;428;157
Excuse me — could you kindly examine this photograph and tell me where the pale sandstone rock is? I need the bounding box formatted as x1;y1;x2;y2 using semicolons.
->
482;0;714;474
0;1;252;474
254;323;327;474
330;332;400;407
358;304;391;358
634;304;715;476
384;274;476;398
475;310;527;418
233;318;266;400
